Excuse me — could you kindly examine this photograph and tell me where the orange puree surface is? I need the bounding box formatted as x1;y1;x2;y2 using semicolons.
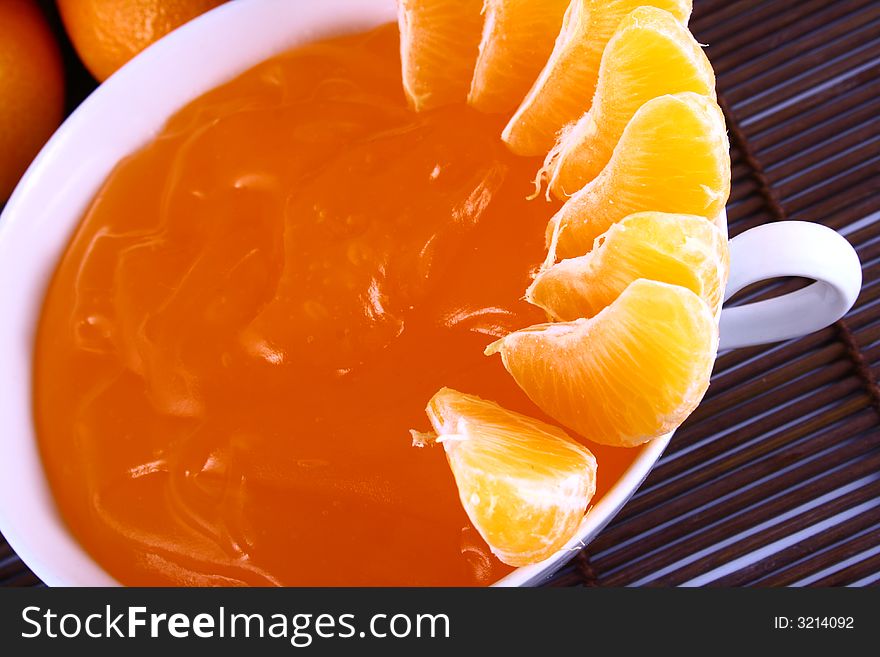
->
34;24;636;586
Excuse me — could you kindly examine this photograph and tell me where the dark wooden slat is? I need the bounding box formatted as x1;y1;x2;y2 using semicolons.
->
728;212;777;236
689;343;848;425
0;571;42;587
732;40;880;115
791;185;880;229
729;177;761;203
741;64;879;133
778;148;880;204
727;521;880;586
767;128;879;184
696;0;849;61
627;390;870;519
598;407;878;548
854;231;880;260
693;0;806;44
636;478;880;586
662;371;865;457
714;3;879;82
0;554;29;582
725;20;880;105
759;98;880;168
783;159;880;216
750;82;880;152
727;194;768;222
658;366;855;483
808;548;880;586
593;434;880;574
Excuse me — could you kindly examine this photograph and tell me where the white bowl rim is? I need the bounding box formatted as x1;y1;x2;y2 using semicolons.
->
0;0;691;588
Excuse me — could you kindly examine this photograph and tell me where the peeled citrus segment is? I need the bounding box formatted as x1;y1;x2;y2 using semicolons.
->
546;92;730;261
544;6;716;197
468;0;570;114
398;0;485;111
486;279;718;447
529;212;729;321
424;387;597;566
501;0;693;156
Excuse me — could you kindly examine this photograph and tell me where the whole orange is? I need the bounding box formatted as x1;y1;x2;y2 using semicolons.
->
0;0;65;202
57;0;228;82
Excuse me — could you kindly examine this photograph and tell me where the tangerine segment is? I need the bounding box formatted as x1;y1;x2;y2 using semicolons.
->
501;0;692;156
398;0;485;111
544;6;716;197
528;212;729;322
486;279;718;447
546;92;730;261
468;0;570;114
424;388;597;567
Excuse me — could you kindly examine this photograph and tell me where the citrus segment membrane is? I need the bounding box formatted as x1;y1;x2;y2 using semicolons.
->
545;92;730;261
423;387;597;566
468;0;570;114
542;6;716;198
501;0;693;156
528;212;729;321
487;279;718;447
399;0;485;111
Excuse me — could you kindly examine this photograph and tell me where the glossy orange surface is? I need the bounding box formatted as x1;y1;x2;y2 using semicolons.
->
34;24;637;585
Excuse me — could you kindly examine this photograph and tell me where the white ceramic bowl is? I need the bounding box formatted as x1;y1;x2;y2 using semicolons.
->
0;0;862;587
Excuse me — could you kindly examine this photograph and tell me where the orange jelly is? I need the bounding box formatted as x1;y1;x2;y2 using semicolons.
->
34;24;636;585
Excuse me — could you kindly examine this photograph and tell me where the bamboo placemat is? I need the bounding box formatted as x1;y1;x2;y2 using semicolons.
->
2;0;878;587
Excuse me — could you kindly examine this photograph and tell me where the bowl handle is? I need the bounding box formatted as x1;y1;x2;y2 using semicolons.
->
718;221;862;351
